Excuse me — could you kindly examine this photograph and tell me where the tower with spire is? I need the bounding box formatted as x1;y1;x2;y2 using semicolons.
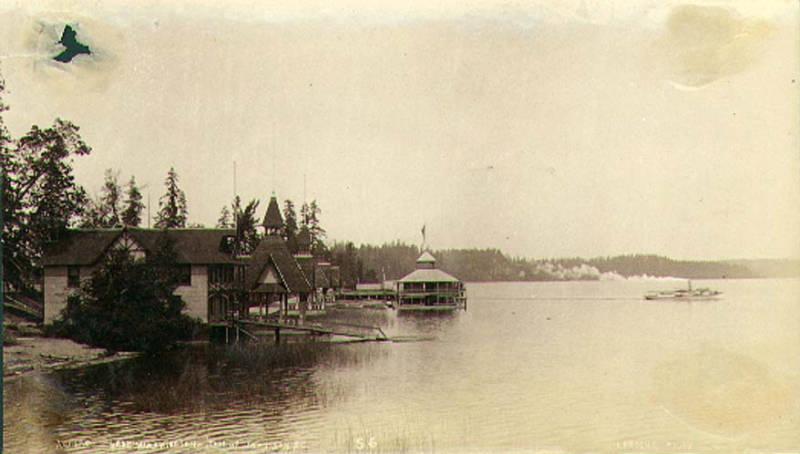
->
262;193;284;237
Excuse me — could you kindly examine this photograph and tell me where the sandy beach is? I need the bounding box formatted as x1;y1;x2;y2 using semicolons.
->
4;328;136;380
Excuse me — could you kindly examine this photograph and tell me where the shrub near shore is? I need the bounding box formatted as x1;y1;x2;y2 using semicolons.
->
50;232;201;353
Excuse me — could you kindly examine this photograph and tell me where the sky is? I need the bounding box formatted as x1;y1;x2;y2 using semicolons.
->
1;0;798;260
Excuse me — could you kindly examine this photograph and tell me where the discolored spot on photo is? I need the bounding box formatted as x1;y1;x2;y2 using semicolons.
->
657;4;774;87
53;25;91;63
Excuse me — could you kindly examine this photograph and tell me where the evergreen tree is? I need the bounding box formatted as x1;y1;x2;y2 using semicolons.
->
98;169;122;227
231;195;242;225
78;170;131;228
154;167;188;229
121;175;144;227
234;198;261;254
78;198;105;228
301;200;327;255
283;199;298;253
216;205;233;228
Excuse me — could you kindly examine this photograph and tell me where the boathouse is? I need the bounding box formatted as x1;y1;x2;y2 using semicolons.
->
292;226;340;312
41;227;246;323
245;195;313;319
396;252;466;310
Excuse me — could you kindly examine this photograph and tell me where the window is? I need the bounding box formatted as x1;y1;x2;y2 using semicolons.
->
67;266;81;288
210;265;235;284
177;265;192;286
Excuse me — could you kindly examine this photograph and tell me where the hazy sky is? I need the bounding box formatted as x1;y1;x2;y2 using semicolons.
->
1;0;798;260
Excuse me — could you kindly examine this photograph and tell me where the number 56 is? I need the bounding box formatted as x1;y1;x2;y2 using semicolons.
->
354;436;378;450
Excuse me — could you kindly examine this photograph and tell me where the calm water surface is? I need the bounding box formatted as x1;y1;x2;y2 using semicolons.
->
5;279;800;453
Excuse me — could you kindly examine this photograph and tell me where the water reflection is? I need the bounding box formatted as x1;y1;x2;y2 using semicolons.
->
6;341;395;453
395;310;461;336
5;280;800;453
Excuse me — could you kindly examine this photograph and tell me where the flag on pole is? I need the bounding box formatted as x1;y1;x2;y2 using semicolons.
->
421;224;426;248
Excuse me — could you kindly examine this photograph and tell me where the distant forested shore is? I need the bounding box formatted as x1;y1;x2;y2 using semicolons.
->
328;241;800;286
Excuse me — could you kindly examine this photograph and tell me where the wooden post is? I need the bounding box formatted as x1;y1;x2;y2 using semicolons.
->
299;293;306;325
275;327;280;345
225;325;229;344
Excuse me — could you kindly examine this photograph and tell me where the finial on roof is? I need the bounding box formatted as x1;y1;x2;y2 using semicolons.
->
416;251;437;269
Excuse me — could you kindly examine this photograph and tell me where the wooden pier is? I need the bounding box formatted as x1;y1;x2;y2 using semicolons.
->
211;318;389;345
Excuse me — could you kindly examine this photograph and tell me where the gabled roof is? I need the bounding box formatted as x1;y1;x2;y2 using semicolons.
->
295;255;315;284
263;196;284;230
246;236;311;293
417;251;437;264
42;228;240;266
250;256;288;294
294;255;333;289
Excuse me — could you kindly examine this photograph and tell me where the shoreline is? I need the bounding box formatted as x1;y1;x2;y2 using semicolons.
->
3;333;137;381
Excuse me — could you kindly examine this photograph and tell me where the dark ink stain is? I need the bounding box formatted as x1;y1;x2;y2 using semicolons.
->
54;25;91;63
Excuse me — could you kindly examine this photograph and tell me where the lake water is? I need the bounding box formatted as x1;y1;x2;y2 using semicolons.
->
5;279;800;453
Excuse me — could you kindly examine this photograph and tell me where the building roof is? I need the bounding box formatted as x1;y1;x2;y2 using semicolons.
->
42;228;240;266
398;268;461;283
417;251;437;263
295;254;315;285
294;255;333;289
262;196;284;230
296;226;312;250
246;236;311;293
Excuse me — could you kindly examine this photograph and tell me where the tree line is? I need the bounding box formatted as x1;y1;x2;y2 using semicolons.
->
215;196;327;256
328;242;763;284
2;70;332;293
79;166;189;229
1;71;201;352
68;164;331;258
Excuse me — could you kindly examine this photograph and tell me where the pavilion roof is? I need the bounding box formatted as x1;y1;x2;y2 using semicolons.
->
398;268;461;283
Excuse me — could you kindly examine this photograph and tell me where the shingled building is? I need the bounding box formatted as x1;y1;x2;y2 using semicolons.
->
245;195;312;318
41;194;325;325
42;228;246;323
